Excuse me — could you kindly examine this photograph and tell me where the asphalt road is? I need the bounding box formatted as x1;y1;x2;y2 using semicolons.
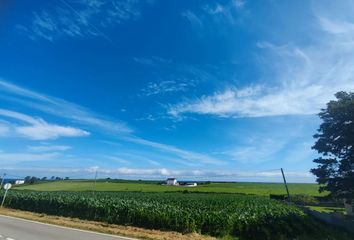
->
0;215;135;240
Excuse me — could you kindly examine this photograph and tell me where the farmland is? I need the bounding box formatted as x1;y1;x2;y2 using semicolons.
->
2;190;349;240
4;181;351;239
15;180;326;196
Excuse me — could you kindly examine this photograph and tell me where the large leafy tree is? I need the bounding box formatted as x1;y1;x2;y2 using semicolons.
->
311;92;354;200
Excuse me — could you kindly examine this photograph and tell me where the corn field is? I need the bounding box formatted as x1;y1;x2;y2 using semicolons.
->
2;191;321;239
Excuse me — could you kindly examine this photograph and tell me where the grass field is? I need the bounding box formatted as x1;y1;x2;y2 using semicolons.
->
15;180;326;196
308;206;345;213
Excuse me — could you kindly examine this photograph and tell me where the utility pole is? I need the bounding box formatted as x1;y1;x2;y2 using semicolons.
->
280;168;290;201
1;183;11;207
0;173;6;190
93;169;98;195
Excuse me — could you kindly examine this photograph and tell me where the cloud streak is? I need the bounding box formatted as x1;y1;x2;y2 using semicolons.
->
142;80;192;96
181;10;203;28
27;145;72;152
0;109;89;140
0;152;59;163
0;79;224;165
182;0;247;29
0;80;132;134
17;0;142;41
225;138;287;164
168;16;354;119
123;136;225;165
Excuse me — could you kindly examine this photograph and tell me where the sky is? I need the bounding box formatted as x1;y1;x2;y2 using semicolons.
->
0;0;354;182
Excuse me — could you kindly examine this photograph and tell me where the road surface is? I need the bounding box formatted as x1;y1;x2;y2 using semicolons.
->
0;215;135;240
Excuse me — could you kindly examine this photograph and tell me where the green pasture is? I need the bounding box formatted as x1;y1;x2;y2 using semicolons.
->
15;180;326;196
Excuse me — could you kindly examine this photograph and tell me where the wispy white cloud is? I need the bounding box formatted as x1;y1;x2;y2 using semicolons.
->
0;120;10;136
0;80;132;134
27;145;72;152
17;124;88;140
0;80;224;166
0;151;59;162
204;4;226;15
133;56;213;81
181;10;203;28
168;15;354;119
102;155;130;165
147;160;161;166
142;80;192;96
283;141;316;164
17;0;143;41
318;17;354;34
233;0;245;10
133;56;172;66
102;153;159;166
0;80;52;102
225;138;287;164
0;109;89;140
168;83;329;118
122;136;225;165
114;151;203;167
31;11;57;41
182;0;246;29
134;56;212;98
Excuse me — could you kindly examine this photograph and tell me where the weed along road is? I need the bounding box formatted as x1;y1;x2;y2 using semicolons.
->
0;215;135;240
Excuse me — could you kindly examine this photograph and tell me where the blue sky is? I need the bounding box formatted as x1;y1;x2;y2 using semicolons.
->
0;0;353;182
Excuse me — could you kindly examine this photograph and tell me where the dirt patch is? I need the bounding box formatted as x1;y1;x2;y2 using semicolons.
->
0;208;216;240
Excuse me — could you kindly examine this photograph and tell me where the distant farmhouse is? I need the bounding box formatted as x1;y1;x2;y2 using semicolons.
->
165;178;197;187
166;178;178;186
15;180;25;185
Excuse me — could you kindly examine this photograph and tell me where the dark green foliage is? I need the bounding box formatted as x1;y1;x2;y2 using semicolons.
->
24;176;40;184
269;194;287;200
311;91;354;199
290;194;319;206
1;191;327;239
270;194;319;206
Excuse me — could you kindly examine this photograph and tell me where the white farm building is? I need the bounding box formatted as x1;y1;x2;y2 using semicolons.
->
15;180;25;185
166;178;178;186
185;182;197;187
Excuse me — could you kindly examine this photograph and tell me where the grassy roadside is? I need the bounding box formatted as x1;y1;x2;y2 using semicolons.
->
0;208;215;240
307;205;345;213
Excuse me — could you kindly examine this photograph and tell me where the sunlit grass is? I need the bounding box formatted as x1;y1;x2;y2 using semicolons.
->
15;180;326;196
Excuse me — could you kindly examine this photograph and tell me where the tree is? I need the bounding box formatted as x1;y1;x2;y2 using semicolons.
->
311;92;354;203
24;176;32;184
24;176;39;184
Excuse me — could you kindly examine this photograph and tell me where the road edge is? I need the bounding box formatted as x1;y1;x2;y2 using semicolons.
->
0;208;215;240
0;214;137;240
